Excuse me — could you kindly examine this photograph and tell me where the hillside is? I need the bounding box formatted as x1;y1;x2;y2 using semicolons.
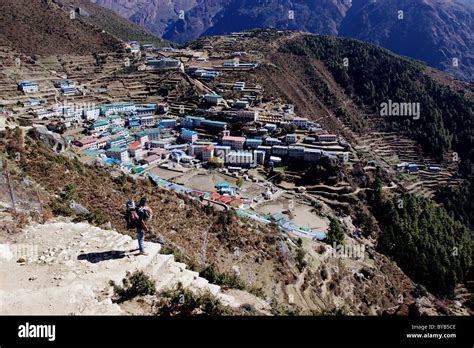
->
1;125;467;315
92;0;473;81
0;0;123;55
63;0;169;47
0;5;472;315
340;0;474;82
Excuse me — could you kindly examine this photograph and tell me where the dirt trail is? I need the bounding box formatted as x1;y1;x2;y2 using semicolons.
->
0;217;269;315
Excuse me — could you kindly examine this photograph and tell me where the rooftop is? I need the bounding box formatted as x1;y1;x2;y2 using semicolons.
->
107;146;127;153
222;135;246;142
182;129;197;135
128;141;142;150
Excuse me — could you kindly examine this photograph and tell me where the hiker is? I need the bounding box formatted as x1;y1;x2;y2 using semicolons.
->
136;197;153;256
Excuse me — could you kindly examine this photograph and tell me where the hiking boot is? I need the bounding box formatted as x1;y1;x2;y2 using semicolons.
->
138;250;149;256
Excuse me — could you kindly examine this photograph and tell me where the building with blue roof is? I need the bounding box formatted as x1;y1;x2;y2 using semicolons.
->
201;120;228;133
180;129;198;143
18;81;39;93
181;116;204;129
245;138;263;149
159;118;177;129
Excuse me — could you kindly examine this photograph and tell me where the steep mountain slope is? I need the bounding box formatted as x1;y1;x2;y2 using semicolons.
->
0;0;123;55
165;0;350;44
63;0;169;46
91;0;473;81
90;0;201;38
340;0;474;82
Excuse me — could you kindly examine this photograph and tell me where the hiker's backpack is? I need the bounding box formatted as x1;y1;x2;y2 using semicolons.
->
138;206;152;223
125;200;139;229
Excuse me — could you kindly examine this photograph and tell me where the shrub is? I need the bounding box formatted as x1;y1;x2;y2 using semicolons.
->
199;264;246;290
155;283;231;316
110;270;156;303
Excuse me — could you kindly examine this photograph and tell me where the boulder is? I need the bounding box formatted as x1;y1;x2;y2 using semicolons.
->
33;125;67;154
69;201;90;216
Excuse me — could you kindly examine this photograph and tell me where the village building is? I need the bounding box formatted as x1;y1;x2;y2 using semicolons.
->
288;146;305;160
263;123;277;132
18;81;39;93
33;109;59;120
83;107;100;121
317;134;338;142
180;129;198;143
100;103;136;117
139;115;155;127
127;141;144;160
181;116;204;129
201;120;227;133
265;137;281;146
272;145;289;157
142;154;161;166
145;58;182;70
136;105;157;117
134;132;149;146
233;100;250;109
233;81;245;90
222;135;246;150
203;93;224;105
285;134;298;144
245;138;263;149
232;110;258;123
75;137;97;150
106;147;129;163
303;148;322;163
92;120;109;134
254;150;266;164
158;118;177;129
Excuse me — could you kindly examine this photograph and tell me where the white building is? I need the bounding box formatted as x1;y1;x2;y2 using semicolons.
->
285;134;298;144
106;147;129;163
140;115;155;127
234;110;258;123
265;137;281;146
33;109;59;120
317;134;338;142
233;100;249;109
291;117;309;129
101;103;136;117
83;107;100;121
18;81;39;93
